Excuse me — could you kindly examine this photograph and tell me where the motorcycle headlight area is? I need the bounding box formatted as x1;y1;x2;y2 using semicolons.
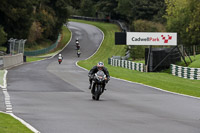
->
97;76;104;81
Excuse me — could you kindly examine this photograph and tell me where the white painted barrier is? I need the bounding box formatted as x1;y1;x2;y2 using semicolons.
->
108;58;144;72
171;64;200;80
0;53;23;69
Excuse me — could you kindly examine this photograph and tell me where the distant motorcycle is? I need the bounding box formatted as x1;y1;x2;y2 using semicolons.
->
91;70;107;100
58;59;62;64
76;41;80;50
58;54;63;64
77;49;81;57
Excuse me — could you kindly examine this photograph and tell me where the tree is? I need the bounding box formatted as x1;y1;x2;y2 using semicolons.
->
95;0;118;19
28;0;69;42
0;25;7;46
0;0;70;50
187;0;200;45
80;0;95;17
115;0;166;23
27;21;43;43
165;0;200;46
68;0;81;9
47;0;70;40
0;0;33;39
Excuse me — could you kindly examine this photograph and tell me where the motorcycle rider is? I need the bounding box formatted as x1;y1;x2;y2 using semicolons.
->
88;62;110;89
75;38;80;50
58;53;63;62
75;38;79;45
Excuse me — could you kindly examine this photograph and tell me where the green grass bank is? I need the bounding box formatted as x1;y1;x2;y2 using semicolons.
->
0;112;33;133
176;54;200;68
27;25;71;62
71;19;200;98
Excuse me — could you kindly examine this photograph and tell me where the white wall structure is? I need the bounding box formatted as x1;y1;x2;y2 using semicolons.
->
0;54;23;69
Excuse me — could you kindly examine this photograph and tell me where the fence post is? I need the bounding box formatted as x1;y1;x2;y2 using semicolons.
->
108;58;111;65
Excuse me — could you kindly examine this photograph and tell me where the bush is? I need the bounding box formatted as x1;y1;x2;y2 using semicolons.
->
130;19;166;32
129;46;146;60
27;21;43;44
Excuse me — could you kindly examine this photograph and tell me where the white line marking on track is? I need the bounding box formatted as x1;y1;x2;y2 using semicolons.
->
0;24;73;133
0;70;41;133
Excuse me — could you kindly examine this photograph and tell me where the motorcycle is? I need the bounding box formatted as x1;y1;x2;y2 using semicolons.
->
76;41;80;50
77;49;81;57
58;58;62;64
91;70;107;100
58;54;63;64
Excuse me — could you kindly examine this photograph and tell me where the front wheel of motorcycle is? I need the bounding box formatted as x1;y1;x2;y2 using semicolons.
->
96;95;100;100
92;95;95;100
92;95;100;100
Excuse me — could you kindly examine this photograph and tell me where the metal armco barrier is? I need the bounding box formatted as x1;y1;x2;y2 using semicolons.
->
24;34;61;56
71;15;128;32
171;64;200;80
108;58;144;72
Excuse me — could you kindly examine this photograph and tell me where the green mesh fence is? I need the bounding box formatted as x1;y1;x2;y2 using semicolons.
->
24;34;61;56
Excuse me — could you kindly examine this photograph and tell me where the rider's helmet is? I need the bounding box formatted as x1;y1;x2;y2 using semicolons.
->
59;54;62;57
97;62;104;70
76;38;79;41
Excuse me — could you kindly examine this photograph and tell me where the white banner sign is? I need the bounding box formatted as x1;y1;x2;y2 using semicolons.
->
127;32;177;46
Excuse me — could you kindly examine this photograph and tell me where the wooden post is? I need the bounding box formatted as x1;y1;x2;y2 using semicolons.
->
146;45;152;72
193;45;196;57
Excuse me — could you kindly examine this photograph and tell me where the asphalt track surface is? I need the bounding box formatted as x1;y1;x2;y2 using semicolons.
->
6;22;200;133
0;91;5;112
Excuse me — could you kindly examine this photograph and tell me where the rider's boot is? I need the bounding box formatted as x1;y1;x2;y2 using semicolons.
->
89;79;92;89
103;84;106;90
89;83;92;89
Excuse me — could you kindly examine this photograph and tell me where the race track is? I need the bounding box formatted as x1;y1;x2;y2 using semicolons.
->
7;22;200;133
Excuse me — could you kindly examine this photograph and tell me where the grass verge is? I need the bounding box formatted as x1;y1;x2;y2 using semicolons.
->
176;54;200;68
0;70;5;86
71;19;200;98
26;25;71;62
26;57;44;62
0;112;33;133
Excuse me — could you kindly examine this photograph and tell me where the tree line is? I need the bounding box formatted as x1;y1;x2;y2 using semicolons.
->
72;0;199;59
0;0;199;54
0;0;70;50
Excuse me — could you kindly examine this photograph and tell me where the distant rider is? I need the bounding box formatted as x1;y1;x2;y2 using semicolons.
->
75;38;79;45
88;62;110;89
58;53;63;60
75;38;80;50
